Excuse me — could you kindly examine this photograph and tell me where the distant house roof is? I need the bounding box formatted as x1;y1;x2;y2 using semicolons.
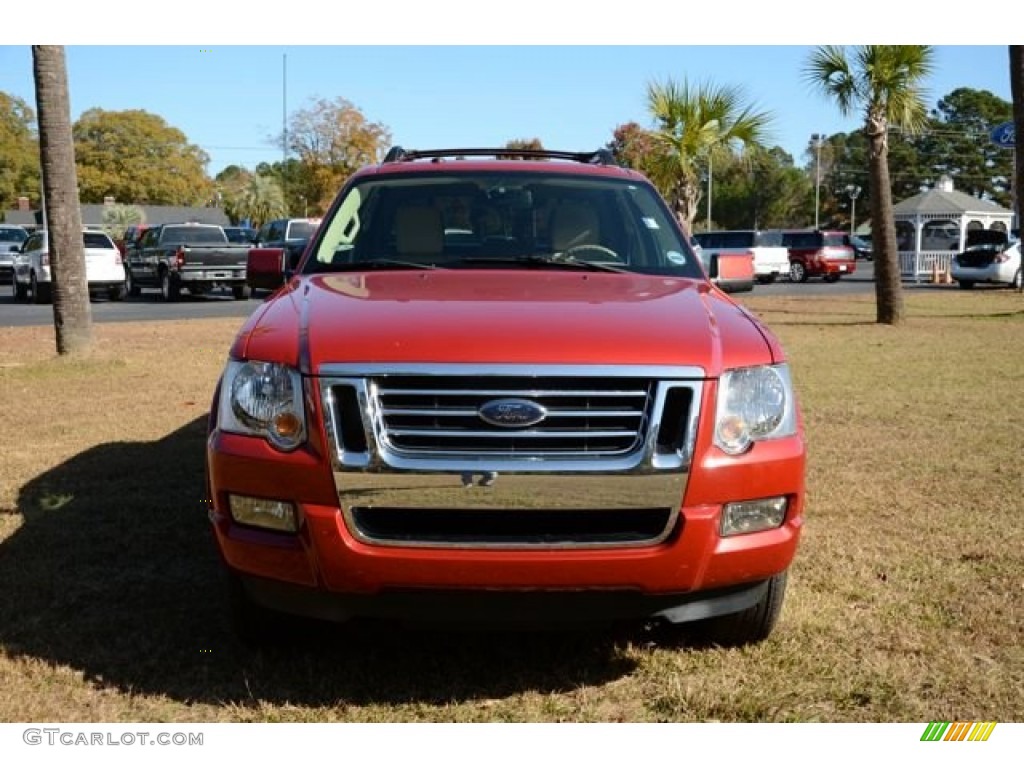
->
893;177;1011;217
3;204;230;229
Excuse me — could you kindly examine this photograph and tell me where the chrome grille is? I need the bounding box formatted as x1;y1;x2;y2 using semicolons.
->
373;375;651;457
319;363;704;473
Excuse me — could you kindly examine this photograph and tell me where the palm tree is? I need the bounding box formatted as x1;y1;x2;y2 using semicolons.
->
32;45;92;355
237;175;286;229
805;46;935;325
101;203;145;242
645;79;773;232
1010;46;1024;293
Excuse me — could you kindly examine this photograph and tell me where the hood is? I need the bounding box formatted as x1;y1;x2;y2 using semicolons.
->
235;270;775;378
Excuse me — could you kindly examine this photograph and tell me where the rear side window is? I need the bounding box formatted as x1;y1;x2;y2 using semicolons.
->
719;232;752;248
823;233;846;248
83;232;115;249
753;231;783;247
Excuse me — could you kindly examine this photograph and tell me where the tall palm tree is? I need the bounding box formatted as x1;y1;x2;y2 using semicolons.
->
1010;46;1024;293
805;46;935;325
32;45;92;354
646;79;773;232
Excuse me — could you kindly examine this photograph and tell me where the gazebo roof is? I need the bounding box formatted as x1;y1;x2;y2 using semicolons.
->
893;177;1011;217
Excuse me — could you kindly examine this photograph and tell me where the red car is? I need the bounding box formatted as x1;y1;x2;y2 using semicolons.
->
206;147;806;645
781;229;857;282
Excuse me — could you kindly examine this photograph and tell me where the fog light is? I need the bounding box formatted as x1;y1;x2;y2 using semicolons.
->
721;496;788;537
229;494;297;532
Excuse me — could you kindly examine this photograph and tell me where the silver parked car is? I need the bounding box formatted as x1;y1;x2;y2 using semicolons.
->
0;224;29;285
951;230;1022;290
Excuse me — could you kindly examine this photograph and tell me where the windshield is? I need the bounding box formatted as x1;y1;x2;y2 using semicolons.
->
162;225;228;245
287;221;319;240
305;171;703;278
0;227;28;244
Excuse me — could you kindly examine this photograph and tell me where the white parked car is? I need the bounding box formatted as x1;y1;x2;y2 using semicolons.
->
13;229;127;303
692;229;790;285
951;230;1022;291
0;224;29;285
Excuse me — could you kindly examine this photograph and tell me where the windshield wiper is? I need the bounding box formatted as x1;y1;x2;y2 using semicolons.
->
455;255;629;273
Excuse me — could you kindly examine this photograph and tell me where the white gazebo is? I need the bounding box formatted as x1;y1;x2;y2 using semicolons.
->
892;176;1014;281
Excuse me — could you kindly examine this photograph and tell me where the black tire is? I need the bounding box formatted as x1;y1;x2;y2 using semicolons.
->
232;283;252;301
1012;269;1022;291
957;280;975;290
789;261;808;283
31;272;51;304
159;269;180;302
126;270;141;297
14;278;28;302
690;572;789;647
109;283;127;301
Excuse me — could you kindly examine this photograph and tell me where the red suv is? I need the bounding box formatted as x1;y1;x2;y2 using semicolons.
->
206;147;806;645
781;229;857;282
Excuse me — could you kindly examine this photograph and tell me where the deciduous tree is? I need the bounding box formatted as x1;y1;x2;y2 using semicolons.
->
0;91;39;211
280;97;391;214
73;108;212;205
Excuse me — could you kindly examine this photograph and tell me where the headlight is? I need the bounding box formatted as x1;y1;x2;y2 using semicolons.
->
714;364;797;454
218;360;307;451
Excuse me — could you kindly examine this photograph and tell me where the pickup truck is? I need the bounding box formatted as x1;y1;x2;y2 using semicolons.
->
125;223;252;300
206;147;806;646
246;218;320;293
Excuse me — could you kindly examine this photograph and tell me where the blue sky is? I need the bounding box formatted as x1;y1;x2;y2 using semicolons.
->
0;11;1014;178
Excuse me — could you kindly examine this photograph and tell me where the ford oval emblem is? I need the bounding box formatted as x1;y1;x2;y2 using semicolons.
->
478;398;547;428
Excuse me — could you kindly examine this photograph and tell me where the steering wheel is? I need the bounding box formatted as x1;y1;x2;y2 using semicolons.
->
560;244;622;262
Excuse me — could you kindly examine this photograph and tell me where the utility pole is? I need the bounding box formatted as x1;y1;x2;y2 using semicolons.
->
813;133;823;230
706;154;713;231
846;185;862;236
282;52;288;215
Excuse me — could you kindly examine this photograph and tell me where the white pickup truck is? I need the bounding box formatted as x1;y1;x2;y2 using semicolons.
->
693;229;790;285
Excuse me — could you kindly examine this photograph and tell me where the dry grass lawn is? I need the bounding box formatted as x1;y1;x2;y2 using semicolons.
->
0;291;1022;722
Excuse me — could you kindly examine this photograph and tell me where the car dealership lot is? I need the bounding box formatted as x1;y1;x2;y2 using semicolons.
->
0;262;881;328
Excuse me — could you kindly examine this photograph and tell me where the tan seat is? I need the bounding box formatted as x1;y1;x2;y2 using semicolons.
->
395;206;443;257
551;201;601;252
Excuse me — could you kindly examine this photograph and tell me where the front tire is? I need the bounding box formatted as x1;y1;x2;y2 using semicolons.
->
14;278;28;302
30;272;51;304
109;283;127;301
232;284;252;301
691;572;789;647
1012;269;1022;291
789;261;808;283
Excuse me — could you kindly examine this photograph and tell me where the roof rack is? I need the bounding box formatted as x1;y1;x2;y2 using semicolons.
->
382;147;618;166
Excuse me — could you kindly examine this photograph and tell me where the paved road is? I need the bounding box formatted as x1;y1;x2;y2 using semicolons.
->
0;261;880;328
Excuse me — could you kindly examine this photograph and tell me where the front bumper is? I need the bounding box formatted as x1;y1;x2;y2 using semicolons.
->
207;428;805;624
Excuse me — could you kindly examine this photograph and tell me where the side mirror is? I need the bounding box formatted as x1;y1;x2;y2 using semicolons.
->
247;247;286;291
